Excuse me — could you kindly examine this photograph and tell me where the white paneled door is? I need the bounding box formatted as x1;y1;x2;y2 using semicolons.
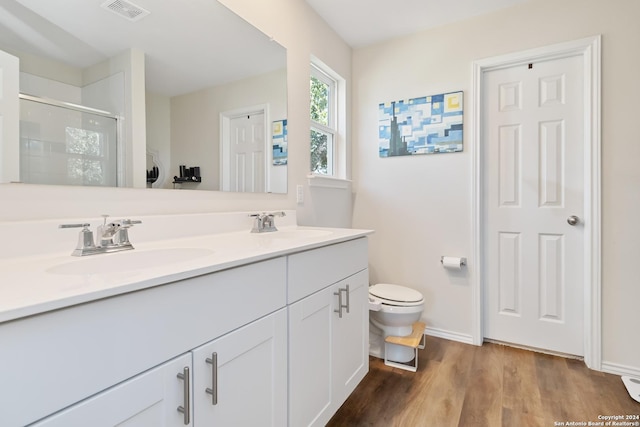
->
228;112;266;192
482;55;585;356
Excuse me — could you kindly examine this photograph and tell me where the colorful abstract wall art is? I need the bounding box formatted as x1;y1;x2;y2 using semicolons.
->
272;119;288;166
379;91;463;157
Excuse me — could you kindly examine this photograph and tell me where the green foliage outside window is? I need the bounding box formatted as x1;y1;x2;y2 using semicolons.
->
310;76;329;174
65;127;105;185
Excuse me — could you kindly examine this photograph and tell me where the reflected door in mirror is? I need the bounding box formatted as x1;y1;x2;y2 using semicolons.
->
225;112;265;193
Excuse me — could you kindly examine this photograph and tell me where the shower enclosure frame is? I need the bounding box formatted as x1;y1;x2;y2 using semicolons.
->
19;93;123;187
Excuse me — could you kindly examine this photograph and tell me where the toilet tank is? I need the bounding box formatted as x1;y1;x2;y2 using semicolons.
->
296;175;353;228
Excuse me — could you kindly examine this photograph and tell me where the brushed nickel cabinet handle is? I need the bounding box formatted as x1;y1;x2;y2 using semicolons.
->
205;352;218;405
343;284;350;314
334;289;343;318
177;366;190;425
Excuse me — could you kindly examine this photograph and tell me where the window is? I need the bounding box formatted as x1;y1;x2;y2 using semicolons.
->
65;127;110;185
310;64;337;175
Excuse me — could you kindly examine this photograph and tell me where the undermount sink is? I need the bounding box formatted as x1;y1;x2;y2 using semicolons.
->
47;248;214;275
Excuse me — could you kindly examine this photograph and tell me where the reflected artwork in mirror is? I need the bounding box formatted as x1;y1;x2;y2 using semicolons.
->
0;0;288;193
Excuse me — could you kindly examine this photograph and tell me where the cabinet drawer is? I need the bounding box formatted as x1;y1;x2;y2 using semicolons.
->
287;238;368;303
0;257;286;427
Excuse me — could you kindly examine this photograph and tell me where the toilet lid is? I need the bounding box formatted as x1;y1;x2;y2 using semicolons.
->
369;283;423;304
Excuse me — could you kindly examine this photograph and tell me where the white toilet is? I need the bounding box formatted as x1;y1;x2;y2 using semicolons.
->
368;283;425;363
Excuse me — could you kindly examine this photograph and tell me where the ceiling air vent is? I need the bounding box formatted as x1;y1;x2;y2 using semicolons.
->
100;0;150;22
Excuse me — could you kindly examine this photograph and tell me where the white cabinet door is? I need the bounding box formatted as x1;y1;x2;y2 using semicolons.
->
289;269;369;427
191;308;287;427
289;286;334;427
332;269;369;405
32;353;193;427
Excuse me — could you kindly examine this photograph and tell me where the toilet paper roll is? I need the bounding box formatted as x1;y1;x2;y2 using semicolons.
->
441;256;465;270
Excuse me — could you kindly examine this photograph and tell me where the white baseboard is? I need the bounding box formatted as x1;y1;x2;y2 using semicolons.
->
420;327;640;380
424;326;475;345
601;361;640;378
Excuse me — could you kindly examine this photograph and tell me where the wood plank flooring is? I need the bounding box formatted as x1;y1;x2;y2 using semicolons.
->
327;336;639;427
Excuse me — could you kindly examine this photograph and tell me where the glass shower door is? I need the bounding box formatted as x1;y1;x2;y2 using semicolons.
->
19;97;119;187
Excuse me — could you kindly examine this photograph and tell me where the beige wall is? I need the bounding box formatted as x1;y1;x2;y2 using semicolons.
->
10;48;83;87
352;0;640;372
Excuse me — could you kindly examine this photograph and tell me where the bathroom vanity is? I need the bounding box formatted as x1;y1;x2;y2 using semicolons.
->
0;214;371;426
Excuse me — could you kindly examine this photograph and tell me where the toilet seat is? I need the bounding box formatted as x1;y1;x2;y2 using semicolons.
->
369;283;424;307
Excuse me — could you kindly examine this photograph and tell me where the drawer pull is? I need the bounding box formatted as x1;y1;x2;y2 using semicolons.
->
205;352;218;405
177;366;190;425
343;284;350;314
334;285;350;318
334;289;343;318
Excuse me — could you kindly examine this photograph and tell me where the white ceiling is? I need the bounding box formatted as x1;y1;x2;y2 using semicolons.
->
304;0;531;48
0;0;286;97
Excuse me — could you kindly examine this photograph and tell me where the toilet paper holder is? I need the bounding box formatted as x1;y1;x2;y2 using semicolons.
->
440;256;467;266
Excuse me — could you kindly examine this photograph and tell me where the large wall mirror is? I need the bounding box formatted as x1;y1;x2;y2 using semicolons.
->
0;0;288;193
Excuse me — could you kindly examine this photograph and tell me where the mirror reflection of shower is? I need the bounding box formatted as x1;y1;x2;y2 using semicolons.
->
19;94;120;187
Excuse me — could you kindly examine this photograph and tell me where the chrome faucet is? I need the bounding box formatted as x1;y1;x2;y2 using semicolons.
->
249;211;285;233
59;215;142;256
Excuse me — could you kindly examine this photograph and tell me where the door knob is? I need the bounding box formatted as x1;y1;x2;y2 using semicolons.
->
567;215;580;226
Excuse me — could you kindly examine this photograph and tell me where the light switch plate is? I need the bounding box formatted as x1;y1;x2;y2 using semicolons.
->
296;185;304;204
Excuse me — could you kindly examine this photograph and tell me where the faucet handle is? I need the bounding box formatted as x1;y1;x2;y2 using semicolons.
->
59;223;91;229
118;219;142;227
268;211;286;218
59;223;96;255
109;219;142;246
249;212;265;233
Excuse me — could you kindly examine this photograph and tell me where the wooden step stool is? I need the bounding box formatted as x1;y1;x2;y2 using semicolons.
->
384;321;426;372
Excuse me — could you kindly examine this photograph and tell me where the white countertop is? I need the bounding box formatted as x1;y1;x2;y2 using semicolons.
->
0;226;373;324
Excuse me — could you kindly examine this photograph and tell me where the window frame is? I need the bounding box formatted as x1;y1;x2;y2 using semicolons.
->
310;63;338;176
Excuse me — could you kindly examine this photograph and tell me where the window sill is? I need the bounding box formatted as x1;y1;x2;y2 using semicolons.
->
307;174;351;189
